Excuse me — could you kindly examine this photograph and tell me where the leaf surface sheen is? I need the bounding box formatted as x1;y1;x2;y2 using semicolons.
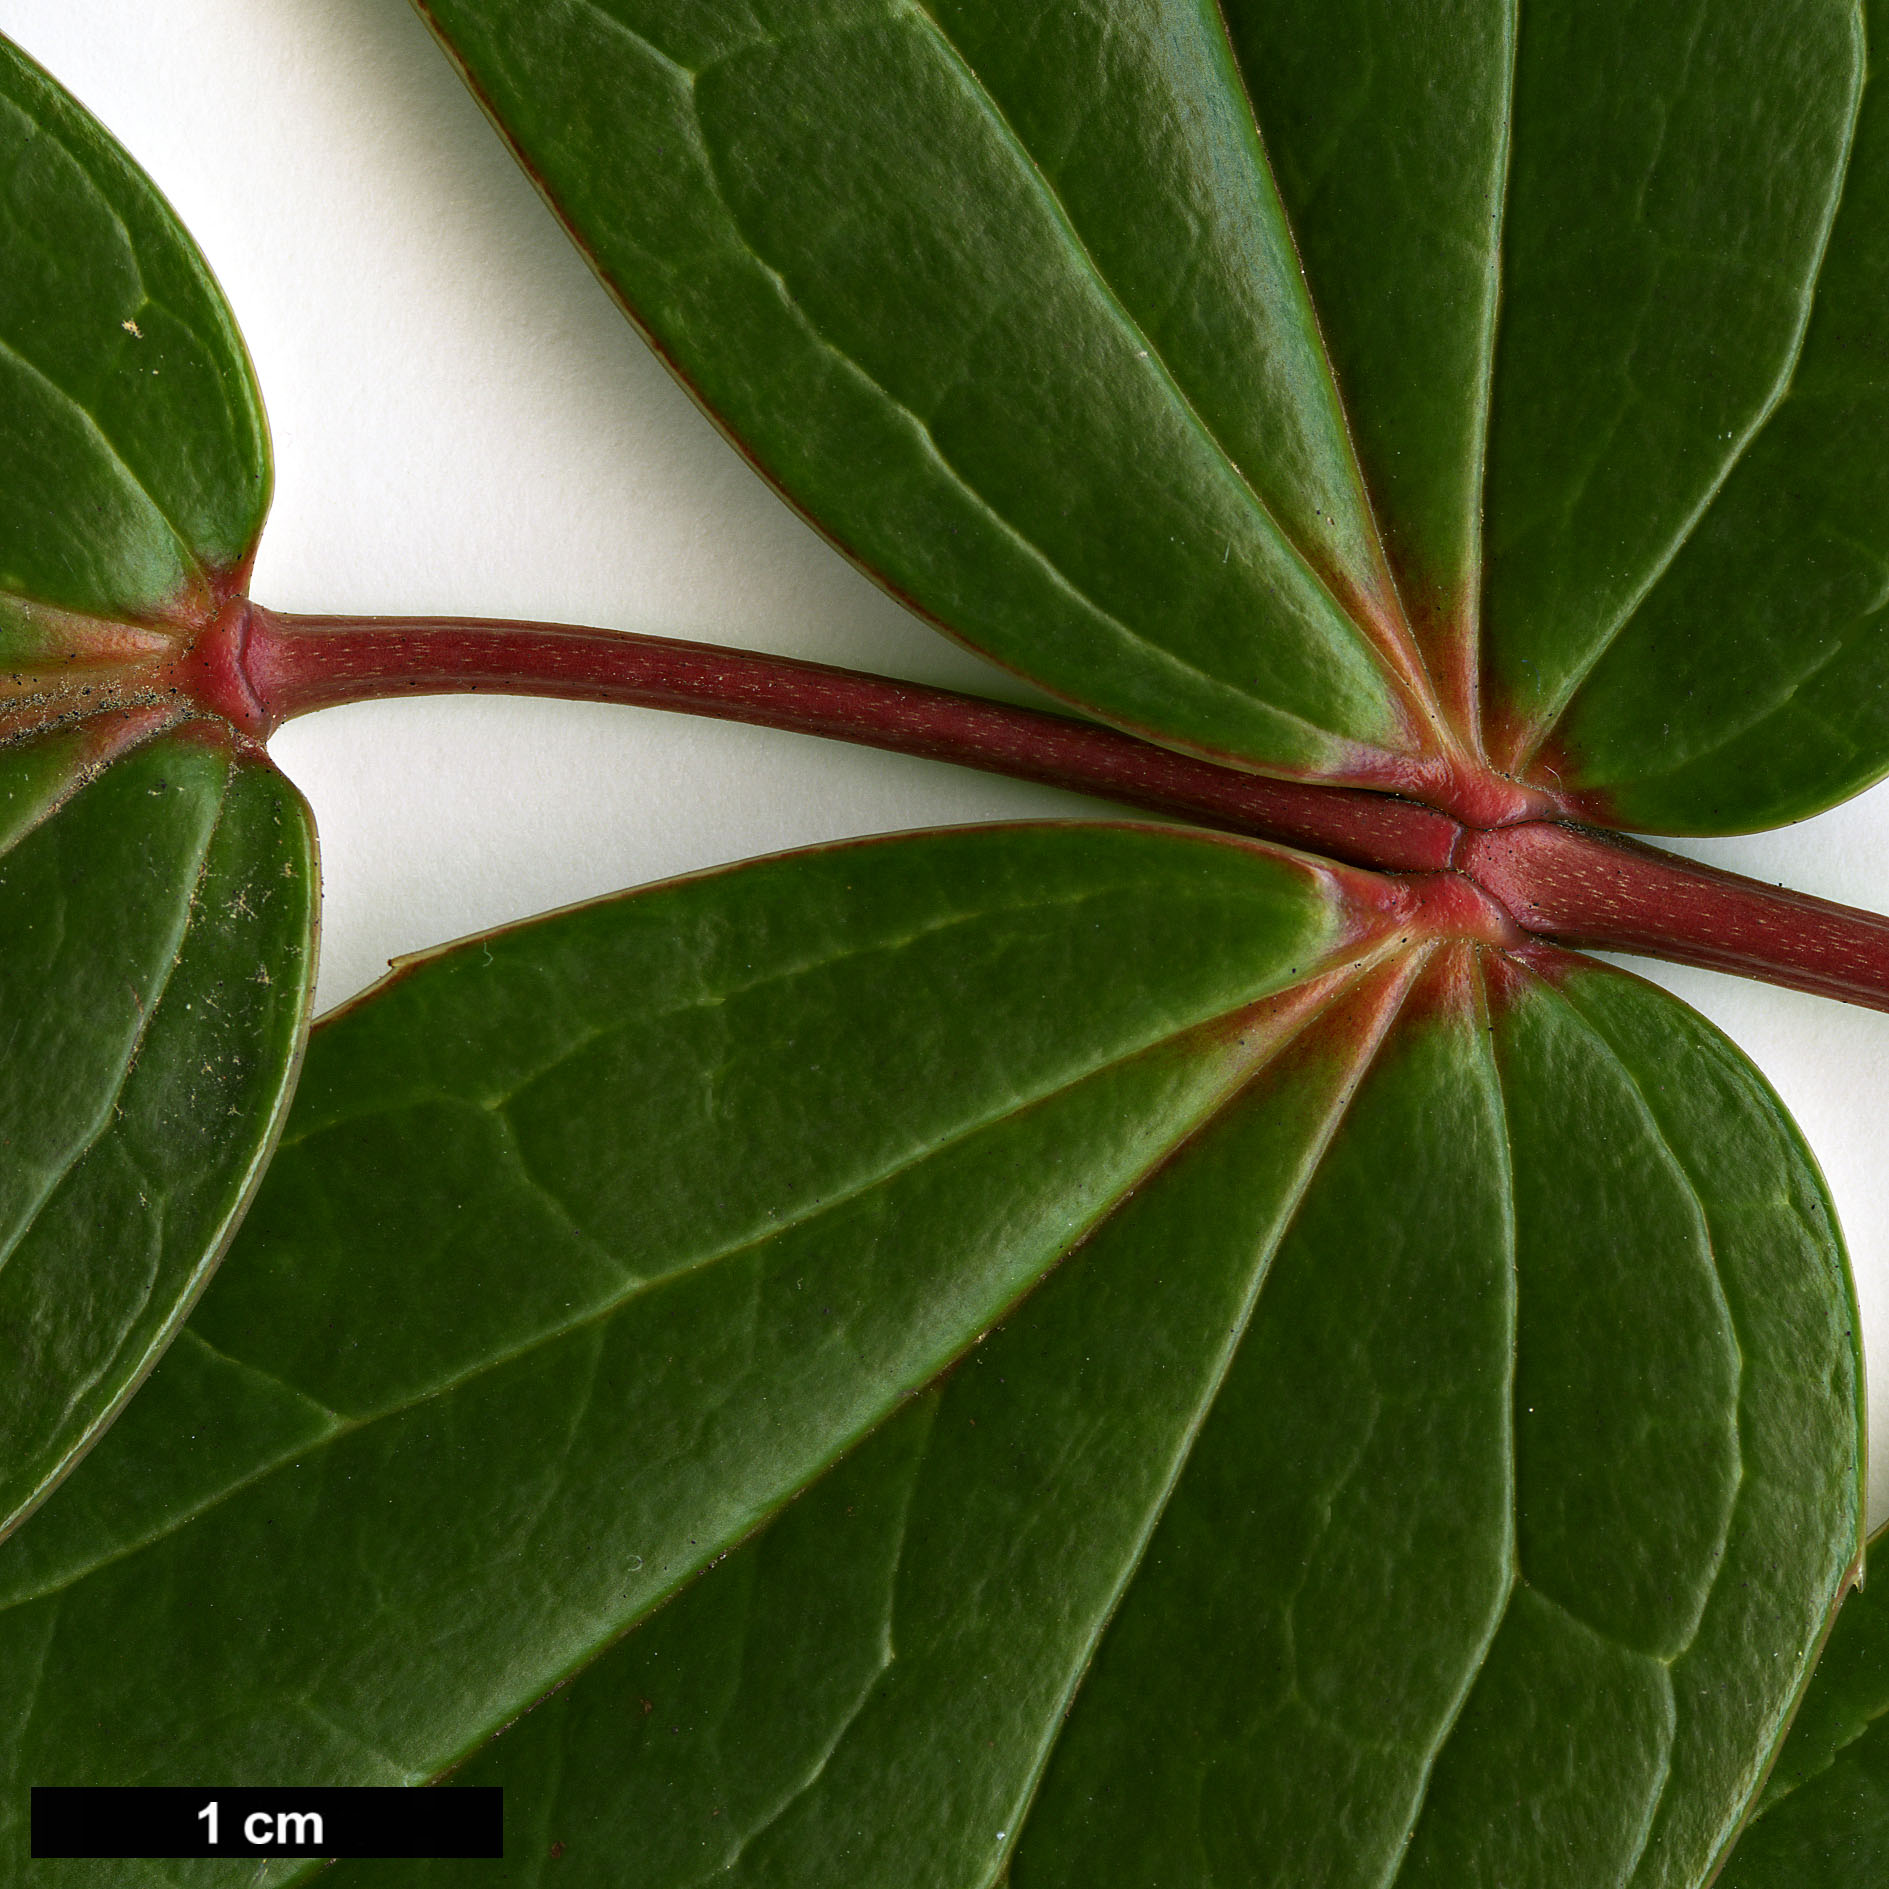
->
422;0;1889;829
0;37;317;1539
0;7;1876;1886
1477;0;1864;772
0;37;267;616
1546;0;1889;829
0;827;1856;1889
1718;1526;1889;1886
415;0;1444;786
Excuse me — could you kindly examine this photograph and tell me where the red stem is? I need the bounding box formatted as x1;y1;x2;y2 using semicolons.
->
241;608;1461;873
1461;823;1889;1012
240;606;1889;1013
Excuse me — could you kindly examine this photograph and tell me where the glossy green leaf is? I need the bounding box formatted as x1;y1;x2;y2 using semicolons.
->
0;827;1856;1888
0;36;268;617
0;11;1878;1884
1474;1;1863;783
417;0;1889;830
0;37;317;1536
1719;1527;1889;1887
411;0;1437;791
1529;4;1889;833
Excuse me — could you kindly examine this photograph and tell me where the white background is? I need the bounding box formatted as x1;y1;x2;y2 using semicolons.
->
7;0;1889;1523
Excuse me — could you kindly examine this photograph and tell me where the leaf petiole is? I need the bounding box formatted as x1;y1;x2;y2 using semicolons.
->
214;603;1889;1015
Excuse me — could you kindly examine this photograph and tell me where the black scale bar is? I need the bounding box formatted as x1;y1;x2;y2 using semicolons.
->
31;1786;502;1859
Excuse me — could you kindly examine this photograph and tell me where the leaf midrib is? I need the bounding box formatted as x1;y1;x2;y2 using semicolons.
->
558;0;1424;761
1460;0;1522;759
988;946;1433;1887
0;938;1398;1621
898;0;1438;724
1375;945;1520;1885
0;756;227;1294
1384;959;1745;1885
1507;4;1870;776
293;864;1326;1143
0;329;204;604
1200;0;1445;723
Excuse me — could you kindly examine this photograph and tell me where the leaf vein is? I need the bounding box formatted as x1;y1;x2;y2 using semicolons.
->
0;762;228;1291
995;946;1431;1872
1514;8;1870;771
1376;946;1522;1884
0;332;204;600
898;0;1418;707
1201;0;1439;711
0;954;1386;1614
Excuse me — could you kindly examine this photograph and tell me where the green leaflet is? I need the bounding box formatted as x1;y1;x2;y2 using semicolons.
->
418;0;1889;830
1718;1527;1889;1886
0;828;1857;1889
1475;0;1863;779
0;35;268;618
1216;0;1510;720
0;9;1879;1884
411;0;1431;787
0;731;313;1538
0;37;317;1537
1542;0;1889;832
